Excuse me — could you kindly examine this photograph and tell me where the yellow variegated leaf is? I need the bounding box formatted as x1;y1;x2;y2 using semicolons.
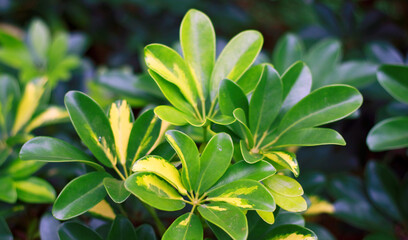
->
268;189;307;212
12;77;47;135
109;100;133;165
266;225;317;240
264;151;299;177
134;173;182;200
304;195;334;216
269;233;315;240
132;155;187;195
257;210;275;224
24;106;69;133
88;199;116;220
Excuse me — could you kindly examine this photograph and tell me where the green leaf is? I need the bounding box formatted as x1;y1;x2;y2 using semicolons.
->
365;161;403;222
208;179;275;211
272;33;304;74
264;175;303;197
53;171;109;220
144;44;198;105
28;19;50;62
249;65;282;138
103;177;130;203
196;133;233;194
240;140;263;164
270;128;345;148
15;177;55;203
162;213;203;240
135;224;157;240
0;218;12;240
4;158;44;180
236;65;263;94
273;85;362;139
268;191;307;212
125;172;185;211
154;106;188;126
377;64;408;104
265;224;317;240
280;61;312;113
210;30;263;99
305;39;341;90
127;109;161;166
198;202;247;240
363;233;397;240
58;222;102;240
107;216;136;240
65;91;116;167
219;79;248;117
263;151;299;177
24;106;69;133
0;176;17;203
0;75;20;134
233;109;254;147
20;136;103;171
330;61;377;88
40;213;60;240
180;9;215;99
367;117;408;151
165;130;200;192
212;160;276;190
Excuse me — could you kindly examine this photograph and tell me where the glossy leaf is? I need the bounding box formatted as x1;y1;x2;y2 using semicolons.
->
125;172;185;211
103;177;130;203
15;177;55;203
212;160;276;190
269;191;307;212
154;105;188;126
107;216;136;240
219;79;248;117
132;155;187;195
0;176;17;203
265;224;317;240
180;9;215;98
233;109;254;147
165;130;200;192
236;65;263;94
272;33;304;74
198;202;247;240
196;133;233;193
208;179;275;211
58;222;102;240
264;175;303;197
263;151;299;177
377;64;408;104
162;213;203;240
270;128;345;148
367;117;408;151
53;172;109;220
256;210;275;224
240;140;263;164
20;136;103;171
210;30;263;99
65;91;116;167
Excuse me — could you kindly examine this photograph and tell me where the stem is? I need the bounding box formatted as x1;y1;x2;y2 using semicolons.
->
143;202;166;236
113;164;126;181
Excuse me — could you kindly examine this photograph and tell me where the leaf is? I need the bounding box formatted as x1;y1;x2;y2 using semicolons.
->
236;65;263;94
58;222;102;240
249;64;282;138
0;218;12;240
24;106;69;133
219;79;248;117
270;128;345;148
264;175;303;197
162;213;203;240
377;64;408;104
125;172;185;211
108;100;133;165
107;216;136;240
53;171;109;220
330;61;377;88
366;41;404;64
365;161;402;222
154;105;188;126
265;224;317;240
40;213;60;240
367;117;408;151
20;136;103;171
208;179;275;211
274;85;362;138
65;91;116;167
263;151;299;177
103;177;130;203
198;202;247;240
304;39;341;89
165;130;200;192
15;177;55;203
256;210;275;224
0;176;17;203
180;9;215;99
212;160;276;190
268;191;307;212
144;44;198;105
272;33;304;74
196;133;233;194
233;109;254;147
0;75;20;134
12;77;46;135
280;61;312;113
88;200;116;220
304;196;334;215
210;30;263;99
363;233;398;240
28;19;50;62
132;155;187;195
127;109;161;166
240;140;263;164
135;224;157;240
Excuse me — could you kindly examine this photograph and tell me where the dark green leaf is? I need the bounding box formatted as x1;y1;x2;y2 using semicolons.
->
219;79;248;117
236;65;263;94
162;213;203;240
377;64;408;104
367;117;408;151
103;177;130;203
135;224;157;240
270;128;345;148
58;222;102;240
107;216;136;240
0;218;12;240
330;61;377;88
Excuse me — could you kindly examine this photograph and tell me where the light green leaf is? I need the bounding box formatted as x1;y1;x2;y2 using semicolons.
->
15;177;55;203
367;117;408;151
154;106;188;126
264;175;303;197
272;33;304;74
103;177;130;203
240;140;263;164
269;191;307;212
377;64;408;104
162;213;203;240
28;19;50;62
4;158;44;179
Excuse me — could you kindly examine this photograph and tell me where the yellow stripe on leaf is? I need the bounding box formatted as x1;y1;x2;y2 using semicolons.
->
264;151;299;177
24;106;69;133
136;174;183;200
132;156;187;195
88;199;116;220
207;186;258;209
304;195;334;215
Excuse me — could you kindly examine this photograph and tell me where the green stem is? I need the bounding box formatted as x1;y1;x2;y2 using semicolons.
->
143;203;166;236
113;164;126;181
